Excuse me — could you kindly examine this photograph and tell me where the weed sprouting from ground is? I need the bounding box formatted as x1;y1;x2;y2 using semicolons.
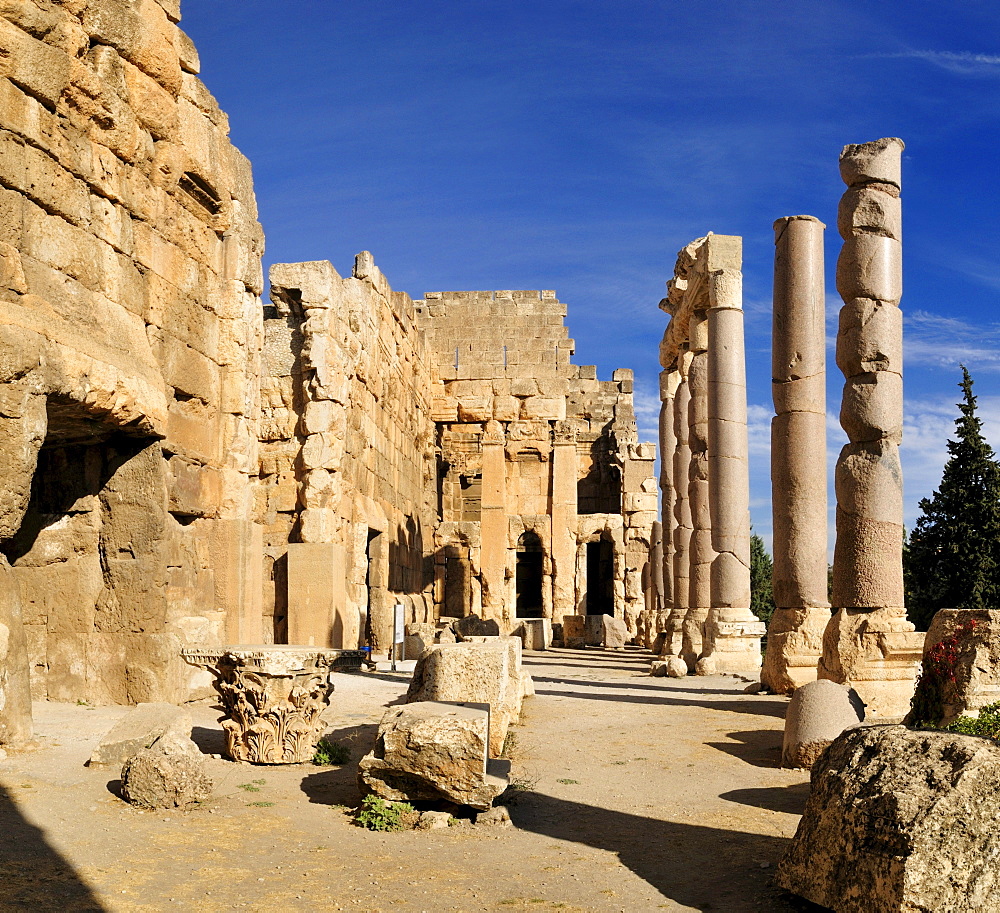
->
312;737;351;765
237;779;265;793
354;795;416;831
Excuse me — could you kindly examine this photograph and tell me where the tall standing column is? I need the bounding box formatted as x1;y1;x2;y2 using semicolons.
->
762;215;830;693
685;314;716;672
551;422;578;629
820;137;922;717
656;369;678;653
666;365;692;674
480;420;510;630
698;240;765;675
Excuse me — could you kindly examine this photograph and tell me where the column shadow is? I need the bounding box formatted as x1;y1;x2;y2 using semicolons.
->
506;790;828;912
0;784;106;911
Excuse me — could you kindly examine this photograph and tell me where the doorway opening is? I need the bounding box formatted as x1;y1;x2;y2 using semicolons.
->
586;539;614;615
515;531;544;619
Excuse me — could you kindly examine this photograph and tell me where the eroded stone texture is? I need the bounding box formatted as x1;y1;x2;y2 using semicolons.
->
777;724;1000;911
121;731;213;809
763;215;829;694
914;609;1000;725
89;701;191;768
358;702;509;810
0;2;654;709
822;138;921;716
0;556;32;747
406;639;527;757
0;0;265;705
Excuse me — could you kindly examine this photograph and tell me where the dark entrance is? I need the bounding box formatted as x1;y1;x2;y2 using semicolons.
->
586;539;614;615
515;531;544;618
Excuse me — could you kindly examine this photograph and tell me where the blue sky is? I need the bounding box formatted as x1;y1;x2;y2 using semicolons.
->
182;1;1000;551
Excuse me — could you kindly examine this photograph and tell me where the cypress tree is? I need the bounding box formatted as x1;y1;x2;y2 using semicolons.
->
750;531;775;625
905;367;1000;630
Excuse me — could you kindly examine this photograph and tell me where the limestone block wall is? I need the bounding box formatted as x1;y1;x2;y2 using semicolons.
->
0;0;264;707
265;254;436;652
416;291;655;634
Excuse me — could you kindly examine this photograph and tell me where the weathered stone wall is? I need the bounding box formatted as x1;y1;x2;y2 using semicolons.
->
264;255;436;652
0;0;264;706
416;291;655;634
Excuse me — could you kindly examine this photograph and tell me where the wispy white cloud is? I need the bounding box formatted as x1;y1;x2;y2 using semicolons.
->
868;49;1000;77
905;310;1000;372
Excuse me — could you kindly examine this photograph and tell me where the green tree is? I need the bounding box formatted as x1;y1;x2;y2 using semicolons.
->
905;367;1000;630
750;531;775;625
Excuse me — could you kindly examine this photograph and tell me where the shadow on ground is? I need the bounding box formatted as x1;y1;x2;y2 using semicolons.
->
0;785;105;912
721;782;811;816
707;729;785;768
507;791;828;912
299;722;379;806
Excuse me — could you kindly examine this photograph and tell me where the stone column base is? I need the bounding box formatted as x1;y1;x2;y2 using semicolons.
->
761;606;830;694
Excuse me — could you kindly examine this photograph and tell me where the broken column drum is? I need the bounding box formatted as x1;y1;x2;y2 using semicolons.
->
762;215;830;694
819;138;922;717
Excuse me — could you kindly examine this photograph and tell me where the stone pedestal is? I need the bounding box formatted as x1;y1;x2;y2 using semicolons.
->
182;645;355;763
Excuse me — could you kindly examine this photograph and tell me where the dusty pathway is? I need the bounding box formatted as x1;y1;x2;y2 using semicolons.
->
0;647;818;912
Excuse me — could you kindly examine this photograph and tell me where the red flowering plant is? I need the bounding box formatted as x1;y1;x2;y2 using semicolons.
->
907;618;979;727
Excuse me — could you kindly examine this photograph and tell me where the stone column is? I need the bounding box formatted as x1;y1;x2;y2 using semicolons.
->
820;137;922;717
664;363;692;674
551;422;578;622
686;315;716;672
479;420;510;629
653;371;677;658
697;243;765;675
762;215;830;693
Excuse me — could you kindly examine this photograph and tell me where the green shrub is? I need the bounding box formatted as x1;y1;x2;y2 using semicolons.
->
945;701;1000;742
355;795;415;832
312;737;351;766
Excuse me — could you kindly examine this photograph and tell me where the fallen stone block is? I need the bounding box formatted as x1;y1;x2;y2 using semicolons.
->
777;724;1000;911
562;615;586;648
406;638;525;757
89;702;192;768
602;615;628;650
358;702;509;811
453;613;500;639
120;732;213;809
910;609;1000;725
782;679;864;769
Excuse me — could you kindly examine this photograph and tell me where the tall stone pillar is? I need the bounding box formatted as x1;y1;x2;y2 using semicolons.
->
685;315;716;672
480;420;510;629
666;366;692;672
551;422;578;622
697;244;765;675
762;215;830;693
820;137;922;717
656;370;678;653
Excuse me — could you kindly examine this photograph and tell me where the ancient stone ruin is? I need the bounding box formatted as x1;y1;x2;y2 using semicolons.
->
651;234;765;677
0;0;654;741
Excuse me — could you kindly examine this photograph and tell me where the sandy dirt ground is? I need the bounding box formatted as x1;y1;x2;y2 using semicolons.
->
0;646;824;912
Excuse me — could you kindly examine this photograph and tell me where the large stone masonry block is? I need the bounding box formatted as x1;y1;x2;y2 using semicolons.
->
839;372;903;443
836;298;903;378
836;234;902;305
831;510;904;610
838;136;904;190
778;724;1000;912
838;186;902;241
358;701;509;810
834;440;903;525
406;638;528;757
916;609;1000;725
